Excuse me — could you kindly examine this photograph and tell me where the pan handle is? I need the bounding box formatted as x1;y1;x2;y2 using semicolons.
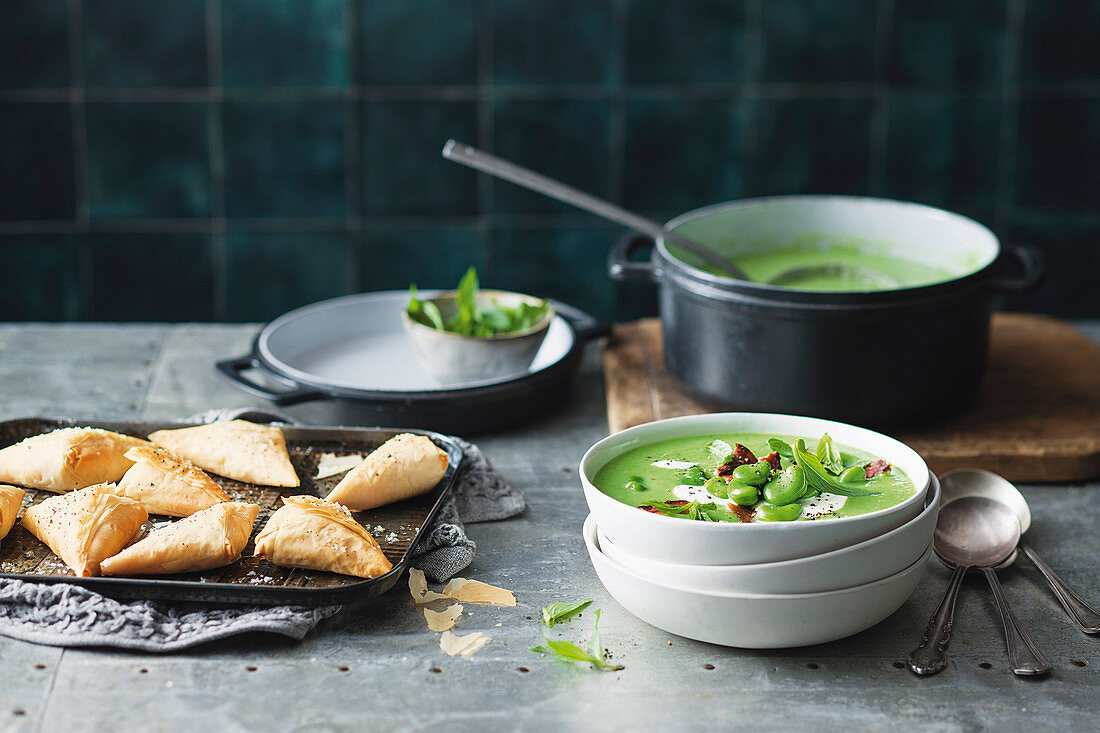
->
215;355;325;406
990;243;1044;296
550;300;610;341
608;233;661;283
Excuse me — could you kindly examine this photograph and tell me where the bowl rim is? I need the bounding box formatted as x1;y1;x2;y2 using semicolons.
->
579;412;931;533
583;512;933;600
402;288;555;342
597;473;940;576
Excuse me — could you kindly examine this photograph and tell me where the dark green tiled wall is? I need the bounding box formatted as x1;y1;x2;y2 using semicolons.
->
0;0;1097;323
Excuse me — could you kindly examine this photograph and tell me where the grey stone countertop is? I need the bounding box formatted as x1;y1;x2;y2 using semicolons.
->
0;322;1098;732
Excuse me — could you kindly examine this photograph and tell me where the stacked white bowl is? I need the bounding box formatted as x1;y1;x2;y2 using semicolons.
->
580;413;939;649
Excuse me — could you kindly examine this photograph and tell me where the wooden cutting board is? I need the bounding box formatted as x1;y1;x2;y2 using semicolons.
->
602;313;1100;483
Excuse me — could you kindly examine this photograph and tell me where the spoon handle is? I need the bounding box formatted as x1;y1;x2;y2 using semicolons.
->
980;567;1052;676
1020;542;1100;634
441;140;750;280
908;563;967;676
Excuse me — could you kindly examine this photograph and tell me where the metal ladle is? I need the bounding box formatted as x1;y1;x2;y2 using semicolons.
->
908;496;1051;676
941;469;1100;634
442;140;896;288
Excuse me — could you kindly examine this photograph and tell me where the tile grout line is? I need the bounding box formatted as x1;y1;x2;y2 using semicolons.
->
477;0;495;278
996;0;1026;233
67;0;92;320
345;0;362;294
741;0;765;192
867;0;895;195
607;0;627;206
206;0;227;320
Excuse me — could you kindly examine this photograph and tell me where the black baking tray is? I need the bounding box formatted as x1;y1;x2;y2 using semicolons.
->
0;417;464;607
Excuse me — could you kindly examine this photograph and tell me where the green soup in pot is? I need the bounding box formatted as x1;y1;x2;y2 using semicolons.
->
592;433;918;522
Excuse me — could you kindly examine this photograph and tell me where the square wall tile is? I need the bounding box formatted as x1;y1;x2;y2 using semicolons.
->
493;0;614;84
1022;0;1100;82
1015;95;1100;211
761;0;877;83
223;0;349;88
491;226;613;319
225;231;352;321
623;97;747;214
83;0;207;87
0;0;69;88
87;233;214;321
362;0;478;85
1004;218;1100;318
492;99;610;214
0;103;74;220
626;0;752;84
223;101;347;217
86;102;210;219
360;225;486;292
0;235;81;320
361;100;478;216
744;97;873;195
889;0;1007;88
882;95;1000;213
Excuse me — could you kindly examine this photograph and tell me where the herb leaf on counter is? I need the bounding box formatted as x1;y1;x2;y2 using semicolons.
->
531;603;623;671
541;598;593;628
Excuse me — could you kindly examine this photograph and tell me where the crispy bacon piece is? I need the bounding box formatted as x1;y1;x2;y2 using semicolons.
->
864;459;891;478
763;451;781;472
716;444;757;476
638;505;662;513
665;499;689;506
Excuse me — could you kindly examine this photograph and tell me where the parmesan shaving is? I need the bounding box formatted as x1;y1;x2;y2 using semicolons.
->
439;630;491;658
408;567;448;604
424;603;463;632
314;452;365;479
440;577;517;606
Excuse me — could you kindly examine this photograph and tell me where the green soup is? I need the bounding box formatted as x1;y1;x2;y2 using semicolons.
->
593;433;918;523
669;240;957;292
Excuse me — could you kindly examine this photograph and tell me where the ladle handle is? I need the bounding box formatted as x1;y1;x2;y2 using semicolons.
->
908;563;967;676
1020;542;1100;634
981;567;1052;676
441;140;749;280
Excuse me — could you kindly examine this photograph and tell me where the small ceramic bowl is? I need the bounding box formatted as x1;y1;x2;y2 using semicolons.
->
584;513;932;648
580;413;931;565
597;475;939;594
401;289;553;385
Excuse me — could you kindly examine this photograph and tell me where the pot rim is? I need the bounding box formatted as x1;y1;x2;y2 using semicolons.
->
655;195;1002;303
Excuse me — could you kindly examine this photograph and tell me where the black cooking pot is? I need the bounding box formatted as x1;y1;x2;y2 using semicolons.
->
608;196;1043;427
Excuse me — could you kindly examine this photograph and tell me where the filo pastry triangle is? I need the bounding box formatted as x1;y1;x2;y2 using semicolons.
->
100;501;260;576
110;445;230;517
148;420;299;487
21;484;148;577
325;433;448;511
0;427;151;493
253;495;393;579
0;485;25;541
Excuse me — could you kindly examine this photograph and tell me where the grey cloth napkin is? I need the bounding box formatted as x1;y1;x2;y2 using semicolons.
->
0;411;524;652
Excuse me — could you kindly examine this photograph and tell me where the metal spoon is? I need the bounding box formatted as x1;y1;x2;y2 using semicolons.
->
441;140;750;280
942;469;1100;634
909;496;1051;676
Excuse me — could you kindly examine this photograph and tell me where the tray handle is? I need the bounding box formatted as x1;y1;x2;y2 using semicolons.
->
550;300;610;341
215;355;325;406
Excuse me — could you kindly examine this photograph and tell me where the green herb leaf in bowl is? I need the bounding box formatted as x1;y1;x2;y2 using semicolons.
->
406;266;552;337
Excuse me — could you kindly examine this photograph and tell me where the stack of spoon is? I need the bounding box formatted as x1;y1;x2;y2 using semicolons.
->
907;469;1100;677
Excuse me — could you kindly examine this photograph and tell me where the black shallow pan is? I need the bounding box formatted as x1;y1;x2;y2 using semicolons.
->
216;291;608;435
0;417;463;607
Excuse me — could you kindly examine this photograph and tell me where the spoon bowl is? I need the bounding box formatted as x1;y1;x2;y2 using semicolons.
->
933;496;1020;569
940;469;1031;533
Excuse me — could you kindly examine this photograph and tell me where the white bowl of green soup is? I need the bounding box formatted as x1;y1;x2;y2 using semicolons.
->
580;413;929;565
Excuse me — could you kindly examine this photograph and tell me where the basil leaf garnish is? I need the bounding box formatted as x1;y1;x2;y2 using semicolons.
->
816;433;845;475
793;439;879;497
768;438;794;462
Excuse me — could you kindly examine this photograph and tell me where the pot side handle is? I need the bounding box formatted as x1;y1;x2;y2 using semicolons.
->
990;243;1044;296
608;233;660;283
215;355;325;406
